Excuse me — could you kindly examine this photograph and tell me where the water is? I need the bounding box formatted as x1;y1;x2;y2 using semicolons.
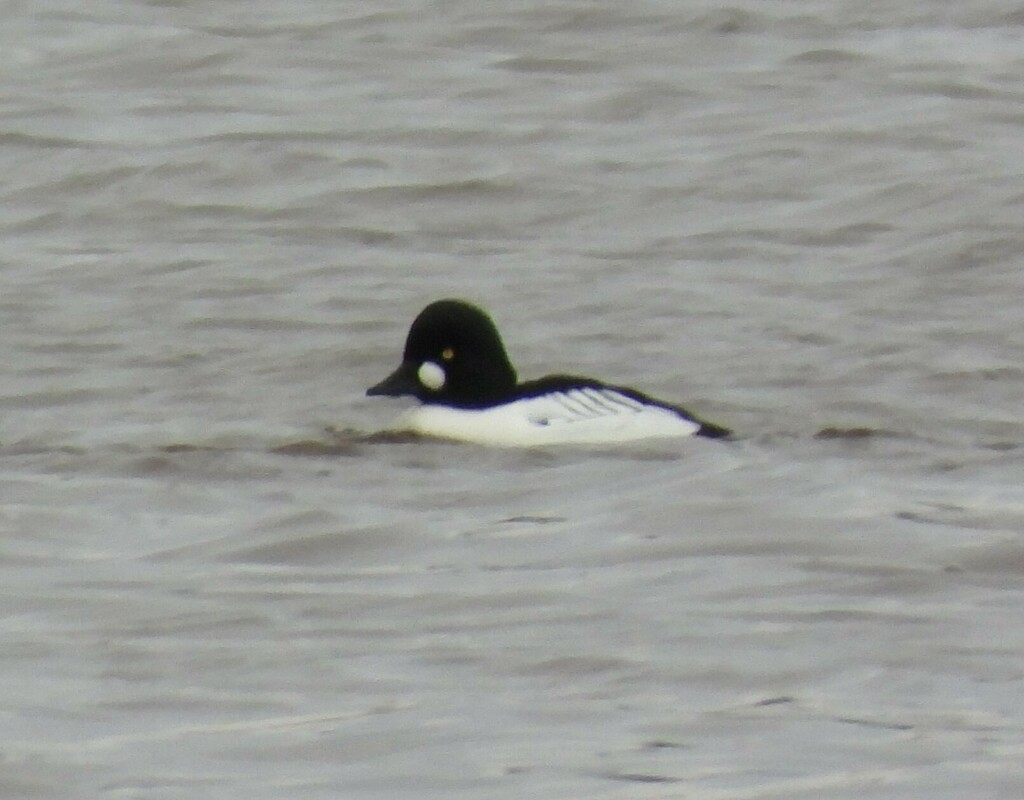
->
2;2;1023;797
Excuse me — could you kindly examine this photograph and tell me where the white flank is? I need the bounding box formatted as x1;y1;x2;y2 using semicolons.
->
391;387;701;446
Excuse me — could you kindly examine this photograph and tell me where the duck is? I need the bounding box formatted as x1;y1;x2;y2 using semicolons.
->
366;299;730;446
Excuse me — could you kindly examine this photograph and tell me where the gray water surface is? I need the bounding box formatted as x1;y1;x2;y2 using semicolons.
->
2;2;1023;798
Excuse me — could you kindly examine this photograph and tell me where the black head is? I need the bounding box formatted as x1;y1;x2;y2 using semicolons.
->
366;299;518;407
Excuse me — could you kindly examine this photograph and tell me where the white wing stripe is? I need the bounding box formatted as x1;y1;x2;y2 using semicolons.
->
575;389;618;416
566;391;597;416
540;387;657;420
573;389;621;417
579;388;620;414
556;392;593;419
513;386;691;434
587;387;646;413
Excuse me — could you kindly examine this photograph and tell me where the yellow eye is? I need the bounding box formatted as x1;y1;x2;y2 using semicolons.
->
441;347;455;361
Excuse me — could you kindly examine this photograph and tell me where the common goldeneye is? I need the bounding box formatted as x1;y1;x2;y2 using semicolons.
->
366;299;730;446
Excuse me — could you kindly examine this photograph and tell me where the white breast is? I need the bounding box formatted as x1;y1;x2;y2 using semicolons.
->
392;387;701;446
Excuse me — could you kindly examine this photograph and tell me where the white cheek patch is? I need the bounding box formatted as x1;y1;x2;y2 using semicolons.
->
417;361;446;391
